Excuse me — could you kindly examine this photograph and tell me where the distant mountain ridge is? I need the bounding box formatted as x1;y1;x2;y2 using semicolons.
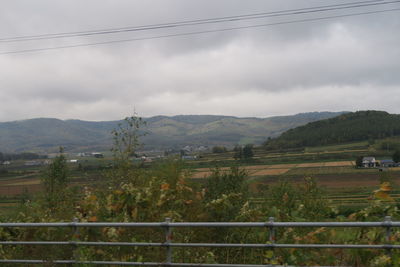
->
0;112;345;153
264;110;400;150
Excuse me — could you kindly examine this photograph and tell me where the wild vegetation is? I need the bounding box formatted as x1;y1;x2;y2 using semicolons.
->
1;160;399;265
0;115;400;266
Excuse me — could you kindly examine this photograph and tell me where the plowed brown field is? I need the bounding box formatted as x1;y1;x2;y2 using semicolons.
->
251;169;289;176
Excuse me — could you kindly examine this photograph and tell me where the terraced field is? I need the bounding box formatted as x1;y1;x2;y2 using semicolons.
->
0;139;397;213
191;161;355;179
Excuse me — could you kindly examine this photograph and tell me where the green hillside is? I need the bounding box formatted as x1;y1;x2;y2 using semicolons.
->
264;110;400;150
0;112;344;153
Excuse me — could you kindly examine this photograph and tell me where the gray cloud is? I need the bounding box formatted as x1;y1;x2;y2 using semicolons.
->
0;0;399;121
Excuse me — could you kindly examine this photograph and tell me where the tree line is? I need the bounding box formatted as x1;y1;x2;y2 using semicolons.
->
0;151;46;161
264;110;400;150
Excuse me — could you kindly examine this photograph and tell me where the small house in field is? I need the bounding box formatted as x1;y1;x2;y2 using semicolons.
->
182;155;197;160
77;152;91;157
92;153;104;158
24;160;41;166
362;157;376;168
380;159;396;168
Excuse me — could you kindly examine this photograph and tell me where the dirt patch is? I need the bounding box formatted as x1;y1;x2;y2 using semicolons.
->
6;179;41;186
195;167;231;172
266;164;299;169
191;172;213;179
244;165;271;170
297;162;326;168
0;177;38;186
192;165;288;178
0;184;43;197
251;169;289;176
324;161;354;167
0;202;17;207
295;161;354;168
256;173;381;189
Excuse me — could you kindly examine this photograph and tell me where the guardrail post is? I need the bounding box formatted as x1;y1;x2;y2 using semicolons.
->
164;217;173;265
384;216;392;264
267;217;276;262
268;217;275;244
72;217;80;265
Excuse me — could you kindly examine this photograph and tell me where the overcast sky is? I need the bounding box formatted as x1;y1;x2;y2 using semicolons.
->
0;0;399;121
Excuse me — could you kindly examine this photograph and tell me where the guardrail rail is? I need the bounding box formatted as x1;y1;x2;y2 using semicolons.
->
0;216;398;266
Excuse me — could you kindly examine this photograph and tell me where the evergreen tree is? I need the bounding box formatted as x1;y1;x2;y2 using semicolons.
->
355;156;364;167
393;150;400;163
243;144;254;159
212;146;227;153
233;145;242;160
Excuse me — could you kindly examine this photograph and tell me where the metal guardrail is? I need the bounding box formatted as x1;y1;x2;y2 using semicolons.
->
0;216;398;266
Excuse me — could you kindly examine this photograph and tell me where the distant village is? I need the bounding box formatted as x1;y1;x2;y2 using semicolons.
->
0;145;210;166
2;148;400;171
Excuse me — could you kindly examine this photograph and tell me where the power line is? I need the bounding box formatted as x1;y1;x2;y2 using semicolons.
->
1;7;399;56
0;0;398;43
0;0;391;42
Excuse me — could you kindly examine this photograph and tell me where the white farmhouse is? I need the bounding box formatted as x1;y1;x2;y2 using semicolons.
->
362;157;376;168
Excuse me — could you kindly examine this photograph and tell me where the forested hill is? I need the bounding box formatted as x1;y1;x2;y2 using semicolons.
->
264;111;400;150
0;112;344;153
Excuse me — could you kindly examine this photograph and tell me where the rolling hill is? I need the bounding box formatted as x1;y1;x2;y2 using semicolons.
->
264;110;400;150
0;112;344;153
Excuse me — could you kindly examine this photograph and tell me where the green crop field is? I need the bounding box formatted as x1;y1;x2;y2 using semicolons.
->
304;141;369;152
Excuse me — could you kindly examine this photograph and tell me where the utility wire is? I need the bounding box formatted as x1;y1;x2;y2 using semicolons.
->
1;7;399;56
0;0;398;43
0;0;391;42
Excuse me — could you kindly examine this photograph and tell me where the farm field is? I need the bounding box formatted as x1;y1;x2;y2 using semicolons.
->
191;161;355;178
187;140;400;210
0;140;399;213
0;159;108;209
188;145;371;169
190;157;400;209
191;160;395;195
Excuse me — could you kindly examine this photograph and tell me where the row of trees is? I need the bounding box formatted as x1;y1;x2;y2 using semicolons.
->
233;144;254;160
212;144;254;160
0;151;46;161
